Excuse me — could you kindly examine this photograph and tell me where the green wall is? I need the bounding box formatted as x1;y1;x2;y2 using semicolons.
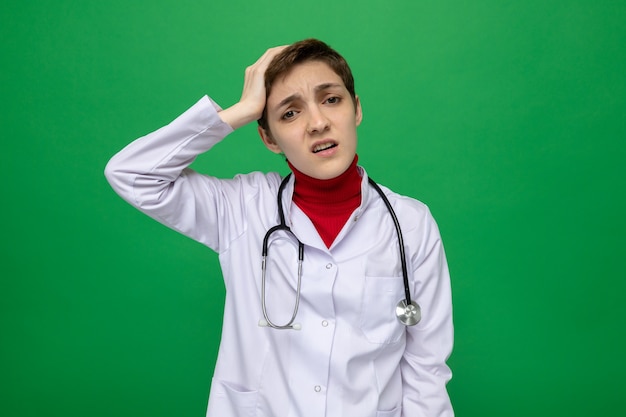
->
2;1;625;416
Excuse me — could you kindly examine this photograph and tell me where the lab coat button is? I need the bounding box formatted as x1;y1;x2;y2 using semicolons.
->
321;320;329;327
314;385;322;392
325;263;333;269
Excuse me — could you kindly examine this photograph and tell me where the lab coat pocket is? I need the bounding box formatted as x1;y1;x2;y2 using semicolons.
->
207;378;259;417
377;405;401;417
360;276;405;344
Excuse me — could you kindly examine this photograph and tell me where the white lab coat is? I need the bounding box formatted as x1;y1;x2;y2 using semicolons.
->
105;96;454;417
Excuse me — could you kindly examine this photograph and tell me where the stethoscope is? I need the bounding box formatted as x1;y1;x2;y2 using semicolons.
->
259;174;421;330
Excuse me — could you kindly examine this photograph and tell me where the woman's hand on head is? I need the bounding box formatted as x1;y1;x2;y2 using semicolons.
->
219;46;287;130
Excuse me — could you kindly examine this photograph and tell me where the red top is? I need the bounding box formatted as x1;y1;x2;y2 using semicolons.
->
288;156;362;248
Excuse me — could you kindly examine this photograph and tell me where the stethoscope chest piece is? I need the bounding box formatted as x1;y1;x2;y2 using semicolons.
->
396;299;421;326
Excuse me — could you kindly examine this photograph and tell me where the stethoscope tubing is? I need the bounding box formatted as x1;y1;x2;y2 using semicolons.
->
260;175;304;329
366;178;413;306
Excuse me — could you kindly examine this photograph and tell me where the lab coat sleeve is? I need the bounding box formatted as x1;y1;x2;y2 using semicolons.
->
401;209;454;416
104;96;250;252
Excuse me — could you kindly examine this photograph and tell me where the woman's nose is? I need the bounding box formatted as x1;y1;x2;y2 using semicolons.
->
306;106;330;134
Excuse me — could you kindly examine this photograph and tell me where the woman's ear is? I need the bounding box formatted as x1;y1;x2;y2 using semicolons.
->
258;126;282;154
355;95;363;127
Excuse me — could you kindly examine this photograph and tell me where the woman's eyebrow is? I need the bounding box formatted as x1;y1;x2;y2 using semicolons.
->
275;93;301;110
315;82;343;93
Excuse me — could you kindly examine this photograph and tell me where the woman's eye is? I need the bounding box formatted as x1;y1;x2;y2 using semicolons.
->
282;110;295;119
326;96;340;104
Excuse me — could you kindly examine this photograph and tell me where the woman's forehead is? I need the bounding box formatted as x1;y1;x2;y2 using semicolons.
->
268;61;346;104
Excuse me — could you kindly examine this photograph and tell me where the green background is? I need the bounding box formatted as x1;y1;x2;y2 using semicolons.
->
2;1;625;416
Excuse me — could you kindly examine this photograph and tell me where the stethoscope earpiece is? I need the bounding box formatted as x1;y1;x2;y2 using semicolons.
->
259;318;302;330
396;299;421;326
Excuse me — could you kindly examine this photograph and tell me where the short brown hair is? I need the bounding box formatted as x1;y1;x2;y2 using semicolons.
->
258;39;356;131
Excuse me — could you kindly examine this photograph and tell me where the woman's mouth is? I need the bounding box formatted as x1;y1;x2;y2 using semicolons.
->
312;142;337;153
